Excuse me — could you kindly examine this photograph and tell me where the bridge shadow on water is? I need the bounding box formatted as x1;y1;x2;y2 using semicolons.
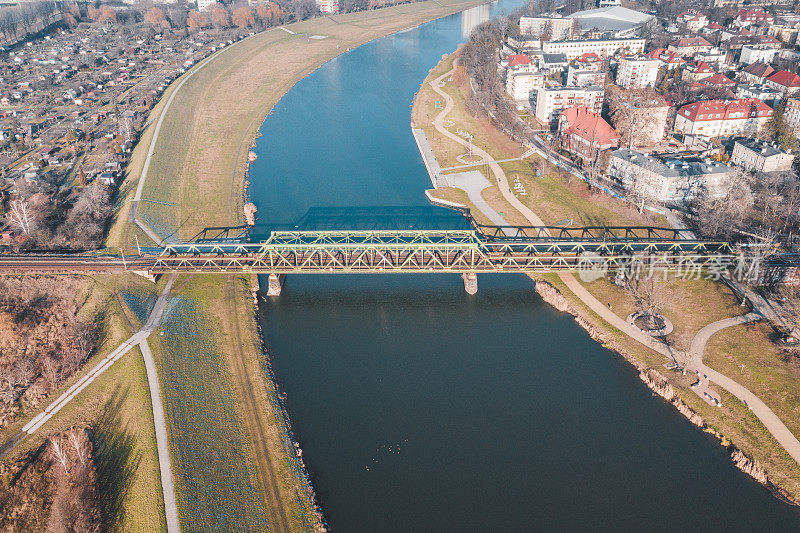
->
191;206;473;242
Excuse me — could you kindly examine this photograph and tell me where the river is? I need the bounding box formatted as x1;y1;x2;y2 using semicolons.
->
248;1;800;530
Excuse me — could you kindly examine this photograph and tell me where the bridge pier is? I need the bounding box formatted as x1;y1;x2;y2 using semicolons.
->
462;272;477;295
266;274;285;297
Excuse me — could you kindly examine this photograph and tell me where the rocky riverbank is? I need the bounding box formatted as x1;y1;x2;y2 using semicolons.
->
531;277;799;506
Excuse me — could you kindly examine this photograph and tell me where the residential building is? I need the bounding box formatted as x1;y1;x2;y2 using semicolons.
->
542;38;644;60
557;106;620;158
539;53;569;74
607;92;670;146
616;56;659;88
734;8;774;28
674;98;773;137
699;73;735;88
765;70;800;95
507;70;545;101
566;6;653;38
598;0;621;7
534;85;604;125
679;11;709;32
786;98;800;132
519;16;575;40
668;36;713;56
567;65;605;86
739;45;777;65
608;148;734;204
731;138;795;172
770;22;800;45
646;48;685;70
682;60;715;82
695;48;728;67
197;0;215;10
735;83;781;104
316;0;339;13
738;61;774;84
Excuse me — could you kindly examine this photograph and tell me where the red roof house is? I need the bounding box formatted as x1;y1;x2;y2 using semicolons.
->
765;70;800;94
557;106;621;159
507;54;532;68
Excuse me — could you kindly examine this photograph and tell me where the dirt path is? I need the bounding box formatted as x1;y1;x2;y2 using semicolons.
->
226;275;291;533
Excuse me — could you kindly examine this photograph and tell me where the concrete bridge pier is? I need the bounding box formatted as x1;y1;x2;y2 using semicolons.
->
266;274;285;296
462;272;478;295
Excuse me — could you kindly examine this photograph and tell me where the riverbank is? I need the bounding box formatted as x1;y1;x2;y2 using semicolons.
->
99;1;494;529
412;51;800;503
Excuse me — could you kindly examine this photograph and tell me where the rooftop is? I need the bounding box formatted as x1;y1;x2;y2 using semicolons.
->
567;6;653;32
612;148;733;178
735;138;791;157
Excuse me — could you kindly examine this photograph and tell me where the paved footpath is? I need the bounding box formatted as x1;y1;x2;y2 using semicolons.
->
0;273;181;533
429;65;800;468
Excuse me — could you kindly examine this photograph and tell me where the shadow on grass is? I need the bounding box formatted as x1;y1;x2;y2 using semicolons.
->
89;386;142;531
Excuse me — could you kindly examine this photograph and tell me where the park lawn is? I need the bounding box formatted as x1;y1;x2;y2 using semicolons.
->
580;276;747;352
0;274;166;533
539;273;800;500
706;322;800;452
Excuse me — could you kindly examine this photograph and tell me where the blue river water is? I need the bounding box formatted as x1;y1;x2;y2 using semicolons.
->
248;2;800;530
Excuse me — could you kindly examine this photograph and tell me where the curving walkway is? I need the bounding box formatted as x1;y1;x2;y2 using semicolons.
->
687;314;800;465
428;64;800;468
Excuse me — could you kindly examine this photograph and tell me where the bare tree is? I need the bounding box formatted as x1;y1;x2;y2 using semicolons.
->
8;199;34;235
49;437;69;475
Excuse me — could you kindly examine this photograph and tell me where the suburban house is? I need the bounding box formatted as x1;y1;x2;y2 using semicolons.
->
607;148;734;204
739;45;778;65
539;53;569;74
699;73;736;88
735;84;781;104
534;85;604;125
765;70;800;95
646;48;686;70
731;138;795;172
557;106;621;159
738;61;774;84
616;56;660;88
674;98;773;137
668;36;713;57
733;8;774;28
682;60;715;82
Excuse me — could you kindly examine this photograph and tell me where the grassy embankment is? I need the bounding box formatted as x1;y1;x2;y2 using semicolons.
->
100;1;494;530
413;52;800;500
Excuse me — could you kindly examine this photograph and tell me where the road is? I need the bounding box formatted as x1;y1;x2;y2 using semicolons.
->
429;65;800;469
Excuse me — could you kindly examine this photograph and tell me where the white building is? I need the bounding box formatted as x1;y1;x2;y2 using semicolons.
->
316;0;339;13
534;85;604;125
739;45;778;65
519;16;575;40
507;71;545;101
616;56;659;88
674;98;773;138
608;148;733;205
197;0;215;11
542;38;645;60
566;65;605;86
786;98;800;132
731;138;795;173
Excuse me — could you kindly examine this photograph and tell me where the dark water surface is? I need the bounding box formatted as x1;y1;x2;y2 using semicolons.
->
249;2;800;530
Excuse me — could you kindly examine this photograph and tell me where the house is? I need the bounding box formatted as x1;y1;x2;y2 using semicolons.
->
734;9;774;28
699;73;736;88
674;98;773;137
519;16;575;40
557;106;620;159
682;60;715;82
668;37;713;57
738;61;774;84
534;85;604;125
507;70;545;101
765;70;800;95
616;56;659;88
739;45;777;65
735;84;781;105
607;148;734;204
539;53;569;75
786;98;800;132
695;48;728;67
680;11;709;32
541;37;645;60
731;138;794;172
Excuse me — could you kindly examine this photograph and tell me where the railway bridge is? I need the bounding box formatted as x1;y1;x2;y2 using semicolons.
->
0;223;766;294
